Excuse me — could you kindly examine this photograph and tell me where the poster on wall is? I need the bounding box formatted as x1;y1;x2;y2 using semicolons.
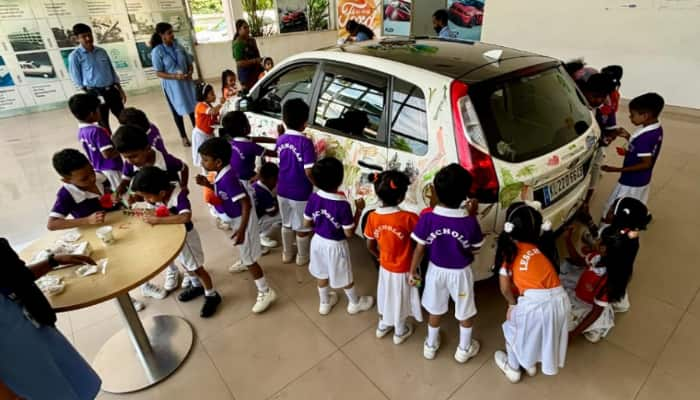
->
382;0;411;36
0;55;25;111
3;19;49;52
277;0;309;33
91;15;129;44
337;0;382;39
0;0;35;20
35;0;85;17
446;0;485;41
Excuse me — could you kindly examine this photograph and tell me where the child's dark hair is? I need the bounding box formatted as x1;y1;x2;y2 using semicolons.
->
220;111;250;138
434;163;471;208
563;59;585;77
610;197;651;232
494;202;559;272
72;23;92;36
601;65;623;87
118;107;150;131
600;226;636;302
312;157;343;192
262;57;274;67
52;148;90;176
112;124;149;153
629;93;664;118
68;93;100;121
198;137;232;164
131;166;172;195
370;170;410;207
583;73;615;97
196;81;214;102
432;9;448;25
221;69;236;91
282;98;309;131
259;162;279;180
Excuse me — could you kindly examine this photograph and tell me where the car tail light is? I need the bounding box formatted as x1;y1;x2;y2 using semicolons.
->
450;80;499;203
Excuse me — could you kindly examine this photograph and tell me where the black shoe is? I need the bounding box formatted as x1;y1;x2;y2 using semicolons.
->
200;293;221;318
178;286;204;302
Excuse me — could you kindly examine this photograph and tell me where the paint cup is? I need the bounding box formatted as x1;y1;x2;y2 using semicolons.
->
96;226;115;245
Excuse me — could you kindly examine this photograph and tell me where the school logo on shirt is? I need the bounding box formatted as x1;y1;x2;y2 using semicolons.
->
232;146;245;160
312;209;340;229
278;143;303;162
218;191;229;201
518;248;541;271
373;225;405;240
425;228;471;248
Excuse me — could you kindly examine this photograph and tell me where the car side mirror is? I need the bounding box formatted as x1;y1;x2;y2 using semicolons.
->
237;96;250;112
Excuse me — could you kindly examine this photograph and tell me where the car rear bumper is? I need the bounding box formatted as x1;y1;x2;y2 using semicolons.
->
542;173;591;230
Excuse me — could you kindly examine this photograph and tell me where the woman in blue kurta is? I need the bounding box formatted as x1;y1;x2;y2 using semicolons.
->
0;238;101;399
151;22;197;147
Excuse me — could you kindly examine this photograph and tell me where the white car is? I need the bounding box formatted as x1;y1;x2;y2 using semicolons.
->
19;61;55;78
236;38;600;280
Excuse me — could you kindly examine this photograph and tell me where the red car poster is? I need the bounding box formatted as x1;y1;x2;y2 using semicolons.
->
277;0;309;33
382;0;411;36
446;0;485;41
337;0;382;39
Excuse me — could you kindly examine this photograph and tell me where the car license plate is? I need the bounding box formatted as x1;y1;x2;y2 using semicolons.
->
541;165;585;205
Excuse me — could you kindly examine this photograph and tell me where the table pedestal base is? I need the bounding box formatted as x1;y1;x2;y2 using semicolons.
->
93;295;194;393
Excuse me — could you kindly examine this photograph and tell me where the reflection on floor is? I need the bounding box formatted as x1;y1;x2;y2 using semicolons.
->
2;91;700;399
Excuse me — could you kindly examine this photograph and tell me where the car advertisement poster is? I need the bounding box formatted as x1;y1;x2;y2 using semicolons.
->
382;0;411;36
446;0;485;41
337;0;382;39
277;0;309;34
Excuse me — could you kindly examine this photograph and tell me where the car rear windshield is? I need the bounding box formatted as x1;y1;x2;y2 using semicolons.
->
468;65;592;163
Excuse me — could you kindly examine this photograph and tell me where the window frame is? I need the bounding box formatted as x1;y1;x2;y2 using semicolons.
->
388;77;430;156
308;61;391;148
249;60;322;119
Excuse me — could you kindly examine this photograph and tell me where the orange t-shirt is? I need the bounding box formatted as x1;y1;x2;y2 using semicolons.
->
500;242;560;295
363;208;419;273
195;102;217;135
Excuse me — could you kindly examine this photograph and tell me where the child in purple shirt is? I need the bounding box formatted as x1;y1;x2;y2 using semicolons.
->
276;99;316;266
196;137;277;314
131;167;221;318
410;164;483;363
47;149;117;231
303;157;374;316
602;93;665;220
68;93;123;191
118;107;168;154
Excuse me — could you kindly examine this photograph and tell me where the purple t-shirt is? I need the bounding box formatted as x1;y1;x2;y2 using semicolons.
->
303;191;354;241
230;138;265;180
161;185;193;231
50;173;111;219
122;148;184;182
147;123;167;154
213;165;247;218
620;123;663;187
411;206;484;269
276;130;315;201
78;123;123;172
253;181;276;218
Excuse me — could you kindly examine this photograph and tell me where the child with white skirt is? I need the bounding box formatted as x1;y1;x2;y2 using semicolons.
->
303;157;374;315
494;202;571;383
192;82;223;171
364;171;422;344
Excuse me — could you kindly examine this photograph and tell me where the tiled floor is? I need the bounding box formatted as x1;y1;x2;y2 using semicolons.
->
2;91;700;400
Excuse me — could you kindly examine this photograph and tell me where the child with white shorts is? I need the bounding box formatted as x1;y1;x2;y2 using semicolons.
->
409;164;483;363
304;157;374;315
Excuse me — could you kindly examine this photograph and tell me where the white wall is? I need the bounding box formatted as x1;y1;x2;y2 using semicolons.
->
194;30;338;80
481;0;700;109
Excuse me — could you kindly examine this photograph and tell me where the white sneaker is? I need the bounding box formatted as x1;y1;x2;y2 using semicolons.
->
228;261;248;273
494;350;522;383
216;218;231;231
525;366;537;377
423;336;441;360
612;292;630;313
163;268;180;292
319;291;338;315
261;246;270;255
376;323;393;339
454;339;481;363
260;235;278;248
181;275;193;289
584;330;603;343
393;323;414;345
296;253;309;266
141;283;167;300
132;299;145;312
252;288;277;313
347;296;374;314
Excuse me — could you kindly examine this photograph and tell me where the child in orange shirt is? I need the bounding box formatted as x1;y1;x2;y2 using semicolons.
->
494;202;570;383
364;171;422;345
192;82;224;171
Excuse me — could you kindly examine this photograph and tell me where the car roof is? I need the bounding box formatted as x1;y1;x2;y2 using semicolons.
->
320;38;557;84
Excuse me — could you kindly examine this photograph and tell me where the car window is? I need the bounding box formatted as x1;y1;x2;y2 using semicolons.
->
390;79;428;155
313;66;387;144
255;64;317;118
469;66;592;162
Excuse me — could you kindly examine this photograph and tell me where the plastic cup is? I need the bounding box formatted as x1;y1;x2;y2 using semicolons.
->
96;226;115;245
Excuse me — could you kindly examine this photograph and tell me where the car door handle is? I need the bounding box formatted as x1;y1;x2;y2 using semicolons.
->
358;160;383;171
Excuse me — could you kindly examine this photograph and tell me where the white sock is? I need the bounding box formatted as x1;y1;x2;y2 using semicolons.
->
395;320;407;336
378;319;391;331
427;325;440;347
204;288;216;297
318;286;330;304
459;326;473;350
190;276;202;287
254;277;269;293
296;235;311;258
281;227;295;256
344;286;358;304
